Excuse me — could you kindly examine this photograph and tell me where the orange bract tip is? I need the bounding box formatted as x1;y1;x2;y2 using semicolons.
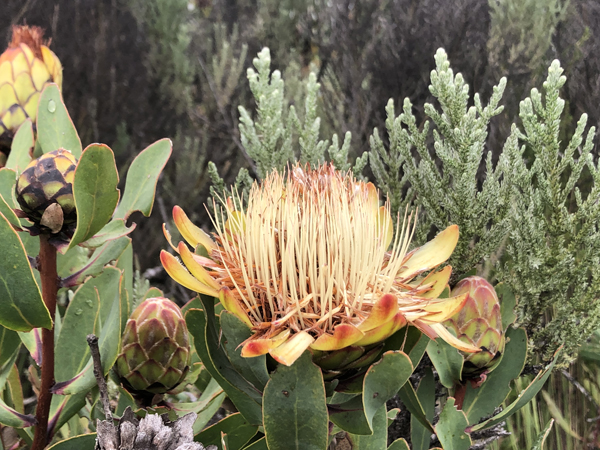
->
358;294;398;332
172;205;216;253
219;288;253;328
430;323;481;353
241;330;291;357
417;266;453;299
310;324;364;351
160;250;219;297
269;331;315;366
355;312;407;346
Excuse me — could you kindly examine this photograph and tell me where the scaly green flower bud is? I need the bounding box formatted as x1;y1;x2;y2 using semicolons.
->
115;297;190;396
444;276;506;376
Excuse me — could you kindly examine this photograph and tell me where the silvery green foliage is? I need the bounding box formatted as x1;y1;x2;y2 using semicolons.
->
498;60;600;364
236;48;365;180
369;49;515;279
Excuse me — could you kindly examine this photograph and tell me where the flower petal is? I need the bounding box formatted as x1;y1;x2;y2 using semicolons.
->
269;331;315;366
310;324;364;351
416;266;453;299
397;225;459;280
160;250;219;297
430;323;481;353
173;206;217;253
178;242;221;291
241;330;291;357
417;293;469;324
219;287;253;328
358;294;399;332
354;312;407;346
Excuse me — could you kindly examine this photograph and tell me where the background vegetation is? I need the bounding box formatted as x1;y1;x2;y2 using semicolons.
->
3;0;600;448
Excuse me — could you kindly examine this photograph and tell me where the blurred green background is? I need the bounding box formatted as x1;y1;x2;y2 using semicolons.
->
3;1;600;447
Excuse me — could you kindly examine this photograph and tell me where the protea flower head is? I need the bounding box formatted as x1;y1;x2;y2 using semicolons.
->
15;148;76;235
0;25;62;155
161;163;480;366
444;276;505;376
115;297;191;396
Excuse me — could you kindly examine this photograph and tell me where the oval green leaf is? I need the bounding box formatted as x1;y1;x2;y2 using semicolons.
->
196;412;259;450
7;119;34;173
0;212;51;331
114;138;172;220
0;397;36;428
434;397;471;450
427;338;464;389
388;438;410;450
36;84;82;157
468;346;561;432
462;327;527;425
80;219;136;248
47;433;96;450
69;144;119;248
345;405;388;449
186;299;263;426
220;311;269;390
263;351;328;450
411;367;435;450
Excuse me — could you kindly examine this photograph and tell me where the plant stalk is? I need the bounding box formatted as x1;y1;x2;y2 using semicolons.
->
31;234;58;450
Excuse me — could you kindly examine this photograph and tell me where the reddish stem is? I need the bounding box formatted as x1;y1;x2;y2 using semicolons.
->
31;234;57;450
454;383;467;410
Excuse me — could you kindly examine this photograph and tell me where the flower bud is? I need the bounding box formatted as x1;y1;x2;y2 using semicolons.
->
115;298;190;395
15;148;76;234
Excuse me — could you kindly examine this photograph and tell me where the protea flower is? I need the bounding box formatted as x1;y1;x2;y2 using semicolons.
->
115;297;191;396
0;25;62;155
15;148;76;235
444;276;505;376
161;163;480;366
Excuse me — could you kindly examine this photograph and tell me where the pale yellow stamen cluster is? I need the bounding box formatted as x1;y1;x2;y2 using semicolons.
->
209;164;416;336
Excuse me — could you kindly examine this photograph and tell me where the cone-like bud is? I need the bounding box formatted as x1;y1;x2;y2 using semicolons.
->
115;298;190;396
0;26;62;155
15;148;76;234
444;276;505;376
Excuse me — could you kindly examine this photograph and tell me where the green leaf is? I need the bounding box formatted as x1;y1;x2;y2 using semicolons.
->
434;398;471;450
0;397;36;428
36;84;82;157
496;282;517;330
0;326;21;377
61;236;130;287
345;405;388;449
48;391;88;435
0;168;17;207
531;419;555;450
55;268;121;382
6;119;34;173
57;246;89;278
363;351;412;431
0;212;52;331
180;371;228;432
427;338;464;388
411;367;435;450
263;351;328;450
397;383;434;433
220;311;270;390
80;219;135;248
196;413;259;450
0;194;20;230
329;351;412;435
46;433;96;450
462;327;527;425
51;281;123;395
387;438;410;450
242;438;268;450
186;301;263;425
468;346;561;432
18;328;42;365
114;138;172;220
69;144;119;248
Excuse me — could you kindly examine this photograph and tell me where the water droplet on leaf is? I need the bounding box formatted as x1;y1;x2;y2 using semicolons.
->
48;100;56;113
74;308;83;316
